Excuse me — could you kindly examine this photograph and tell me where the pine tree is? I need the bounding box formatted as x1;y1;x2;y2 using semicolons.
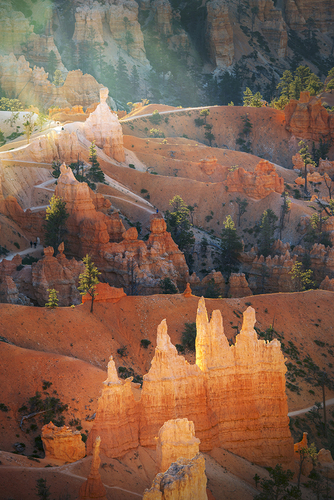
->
78;255;100;313
47;50;57;81
299;140;315;195
45;288;59;308
53;70;64;87
44;195;69;253
130;65;140;102
259;209;278;257
87;141;105;184
219;215;243;278
115;57;131;106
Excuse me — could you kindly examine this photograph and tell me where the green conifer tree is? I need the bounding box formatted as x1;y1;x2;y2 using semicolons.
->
219;215;243;278
78;255;100;313
45;288;59;308
87;141;105;185
44;195;69;253
259;209;278;257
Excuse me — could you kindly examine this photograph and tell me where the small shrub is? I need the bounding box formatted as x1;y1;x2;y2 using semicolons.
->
117;346;128;357
176;344;185;354
0;403;9;412
140;339;151;349
14;242;20;249
160;277;178;294
141;188;148;194
81;433;87;443
129;164;135;169
149;128;165;138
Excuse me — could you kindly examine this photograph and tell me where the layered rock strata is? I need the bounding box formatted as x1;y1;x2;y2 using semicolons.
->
86;356;139;457
87;298;293;467
285;92;334;141
206;1;234;68
225;160;284;199
41;422;86;463
31;245;85;306
143;454;208;500
83;88;125;163
54;164;125;262
156;419;200;473
228;273;253;298
0;54;102;110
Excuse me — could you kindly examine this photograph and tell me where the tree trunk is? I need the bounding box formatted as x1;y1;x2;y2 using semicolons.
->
90;295;94;313
323;382;327;438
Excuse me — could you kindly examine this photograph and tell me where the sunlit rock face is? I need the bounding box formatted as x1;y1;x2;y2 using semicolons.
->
88;298;294;468
83;87;125;163
31;244;85;306
285;91;334;141
42;422;86;463
225;160;284;199
72;0;149;65
143;454;208;500
156;418;200;473
228;273;253;298
54;164;125;262
0;54;102;110
86;355;139;458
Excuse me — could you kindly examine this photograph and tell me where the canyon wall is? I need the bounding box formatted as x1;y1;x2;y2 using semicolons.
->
87;298;294;468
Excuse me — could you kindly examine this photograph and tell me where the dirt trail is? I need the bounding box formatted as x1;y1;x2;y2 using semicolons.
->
288;398;334;417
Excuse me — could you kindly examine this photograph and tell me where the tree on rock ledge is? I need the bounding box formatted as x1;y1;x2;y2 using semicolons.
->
87;141;105;185
44;194;69;253
78;255;100;313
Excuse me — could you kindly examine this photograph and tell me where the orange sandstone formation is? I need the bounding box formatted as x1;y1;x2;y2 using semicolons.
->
31;245;85;306
83;87;125;163
78;436;107;500
225;160;284;199
320;276;334;291
87;298;293;467
0;54;102;110
228;273;252;298
82;282;126;305
54;164;125;261
86;356;139;457
41;422;86;463
156;419;200;473
285;92;334;141
143;454;208;500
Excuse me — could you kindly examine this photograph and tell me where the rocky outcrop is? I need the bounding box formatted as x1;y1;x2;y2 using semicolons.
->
41;422;86;463
87;298;293;467
189;271;225;298
31;245;85;306
143;454;208;500
103;216;189;292
151;0;173;36
199;156;218;176
0;54;102;110
0;7;33;54
282;0;334;34
0;195;44;238
23;34;65;72
73;4;105;44
285;92;334;141
83;88;125;163
225;160;284;199
86;355;139;458
0;276;31;305
228;273;252;298
82;282;126;305
246;250;296;294
156;419;200;473
106;0;147;63
79;436;107;500
320;276;334;291
55;164;125;262
255;1;288;59
206;1;234;69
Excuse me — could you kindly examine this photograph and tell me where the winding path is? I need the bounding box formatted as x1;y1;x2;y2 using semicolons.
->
288;398;334;417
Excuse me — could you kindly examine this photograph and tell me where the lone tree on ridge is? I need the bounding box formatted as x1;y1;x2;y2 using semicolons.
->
78;254;100;313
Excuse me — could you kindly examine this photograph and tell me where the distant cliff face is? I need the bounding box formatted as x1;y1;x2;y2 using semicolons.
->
0;0;333;108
